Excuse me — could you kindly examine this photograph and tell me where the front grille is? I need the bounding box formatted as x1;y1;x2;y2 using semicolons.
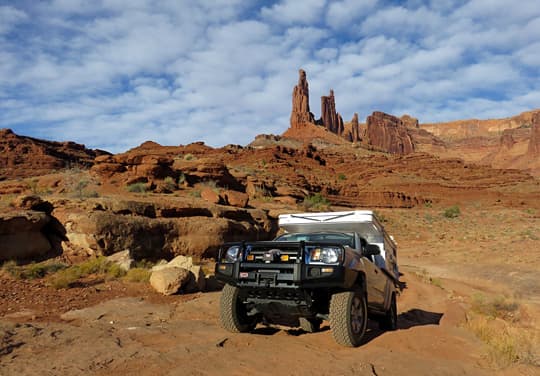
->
244;244;301;264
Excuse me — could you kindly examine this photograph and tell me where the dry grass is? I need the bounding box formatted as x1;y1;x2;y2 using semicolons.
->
1;260;67;279
467;315;538;368
48;257;127;289
466;293;539;368
123;268;151;282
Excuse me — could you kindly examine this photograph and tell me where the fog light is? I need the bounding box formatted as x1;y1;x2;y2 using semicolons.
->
321;267;334;273
309;267;321;277
280;255;289;262
219;265;227;270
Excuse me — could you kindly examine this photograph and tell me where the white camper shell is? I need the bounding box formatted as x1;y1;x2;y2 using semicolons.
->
278;211;399;281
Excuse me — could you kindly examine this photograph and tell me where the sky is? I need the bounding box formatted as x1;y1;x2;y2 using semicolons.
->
1;0;539;153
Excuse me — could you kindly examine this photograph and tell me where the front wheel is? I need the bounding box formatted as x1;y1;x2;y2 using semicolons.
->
219;284;256;333
329;290;368;347
299;317;321;333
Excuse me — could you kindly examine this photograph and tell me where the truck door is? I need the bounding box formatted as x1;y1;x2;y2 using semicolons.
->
361;257;386;309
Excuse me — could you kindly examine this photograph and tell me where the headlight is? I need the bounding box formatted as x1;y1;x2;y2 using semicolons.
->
308;246;342;264
224;245;241;262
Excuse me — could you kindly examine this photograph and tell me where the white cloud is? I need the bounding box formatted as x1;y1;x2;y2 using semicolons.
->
0;1;539;152
326;0;377;29
261;0;326;25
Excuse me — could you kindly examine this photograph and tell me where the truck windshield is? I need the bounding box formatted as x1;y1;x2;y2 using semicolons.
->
275;232;355;248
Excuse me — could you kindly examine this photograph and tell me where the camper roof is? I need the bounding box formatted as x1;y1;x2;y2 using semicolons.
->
278;211;392;245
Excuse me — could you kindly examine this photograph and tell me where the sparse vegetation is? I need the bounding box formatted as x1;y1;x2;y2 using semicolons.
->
470;293;520;321
337;173;346;180
49;257;126;289
189;189;201;198
443;205;461;219
302;193;330;211
127;182;148;193
2;260;67;279
163;176;177;191
184;153;195;161
124;268;151;282
178;172;186;185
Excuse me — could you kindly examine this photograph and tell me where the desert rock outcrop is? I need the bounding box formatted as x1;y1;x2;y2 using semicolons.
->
320;90;344;135
366;111;415;154
290;69;315;129
527;112;540;155
0;128;108;179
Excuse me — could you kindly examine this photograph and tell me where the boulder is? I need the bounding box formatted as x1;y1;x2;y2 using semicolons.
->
150;267;191;295
200;188;221;204
223;190;249;208
0;211;52;261
106;250;134;271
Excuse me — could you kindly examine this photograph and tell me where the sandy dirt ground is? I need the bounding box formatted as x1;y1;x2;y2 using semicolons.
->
1;207;539;376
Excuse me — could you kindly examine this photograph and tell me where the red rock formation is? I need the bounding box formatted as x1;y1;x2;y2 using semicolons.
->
401;115;419;128
320;90;344;135
500;129;516;149
290;69;315;129
528;112;540;155
0;128;108;179
350;113;360;142
366;112;415;155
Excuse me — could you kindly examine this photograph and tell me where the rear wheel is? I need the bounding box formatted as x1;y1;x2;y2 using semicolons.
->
219;284;256;333
379;293;398;331
299;317;321;333
329;290;368;347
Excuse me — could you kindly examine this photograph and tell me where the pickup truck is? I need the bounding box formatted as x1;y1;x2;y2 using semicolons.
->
215;210;399;347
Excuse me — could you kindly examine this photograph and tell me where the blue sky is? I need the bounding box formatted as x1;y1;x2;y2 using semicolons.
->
1;0;539;153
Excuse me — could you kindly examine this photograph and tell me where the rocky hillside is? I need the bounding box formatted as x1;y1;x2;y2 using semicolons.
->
0;128;109;180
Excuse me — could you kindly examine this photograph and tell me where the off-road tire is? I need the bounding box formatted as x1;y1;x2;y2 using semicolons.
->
329;290;368;347
299;317;321;333
379;293;398;331
219;284;256;333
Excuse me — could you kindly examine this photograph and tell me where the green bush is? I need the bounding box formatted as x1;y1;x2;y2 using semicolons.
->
443;205;461;218
2;260;67;279
302;193;330;211
163;176;177;191
48;257;126;289
127;182;148;193
124;268;151;282
337;173;346;180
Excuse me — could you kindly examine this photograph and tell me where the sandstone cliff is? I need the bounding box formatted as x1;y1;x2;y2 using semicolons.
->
366;112;415;155
290;69;315;129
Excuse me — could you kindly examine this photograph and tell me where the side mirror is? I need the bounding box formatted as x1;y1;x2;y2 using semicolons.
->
364;244;381;257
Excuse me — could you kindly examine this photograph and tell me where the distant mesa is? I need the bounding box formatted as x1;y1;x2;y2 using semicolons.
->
285;69;415;155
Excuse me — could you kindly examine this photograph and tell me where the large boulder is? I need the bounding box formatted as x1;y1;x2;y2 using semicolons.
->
150;267;191;295
0;211;52;261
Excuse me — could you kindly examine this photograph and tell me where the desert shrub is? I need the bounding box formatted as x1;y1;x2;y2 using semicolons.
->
48;257;125;289
189;189;201;198
163;176;177;191
467;316;535;368
2;260;66;279
124;268;151;282
49;268;83;289
424;200;433;208
337;173;346;180
184;153;195;161
200;180;218;190
178;172;186;185
127;182;147;193
471;294;520;321
302;193;330;211
443;205;461;218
